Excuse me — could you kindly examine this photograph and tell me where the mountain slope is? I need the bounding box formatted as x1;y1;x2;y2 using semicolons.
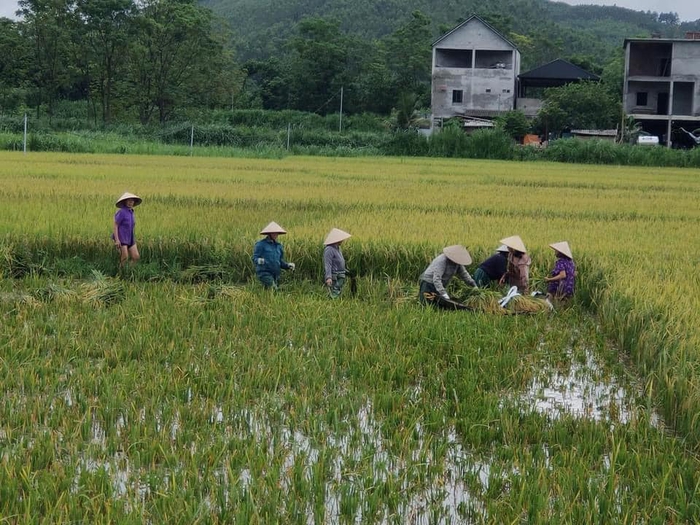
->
201;0;700;63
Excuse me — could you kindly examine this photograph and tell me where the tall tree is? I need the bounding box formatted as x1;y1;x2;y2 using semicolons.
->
76;0;134;123
535;81;620;134
127;0;226;124
286;17;348;113
0;19;31;113
384;11;431;100
18;0;78;118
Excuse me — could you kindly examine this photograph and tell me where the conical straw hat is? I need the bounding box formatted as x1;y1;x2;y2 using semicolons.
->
496;244;509;252
324;228;352;246
549;241;573;259
499;235;527;253
115;192;142;208
260;221;287;235
443;245;472;265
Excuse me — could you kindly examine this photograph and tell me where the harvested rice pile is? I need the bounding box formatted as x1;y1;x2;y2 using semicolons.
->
506;295;553;314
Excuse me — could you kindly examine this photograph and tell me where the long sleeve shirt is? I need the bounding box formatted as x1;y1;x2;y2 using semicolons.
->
252;237;290;278
323;244;345;280
478;252;507;280
419;254;476;296
505;253;531;292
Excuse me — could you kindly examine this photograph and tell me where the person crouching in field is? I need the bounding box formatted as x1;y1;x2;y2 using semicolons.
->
474;244;509;287
253;221;295;289
323;228;351;298
499;235;531;293
545;241;576;300
419;245;477;306
113;192;141;268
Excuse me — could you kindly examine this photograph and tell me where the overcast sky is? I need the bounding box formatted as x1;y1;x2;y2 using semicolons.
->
0;0;18;19
558;0;700;22
0;0;698;22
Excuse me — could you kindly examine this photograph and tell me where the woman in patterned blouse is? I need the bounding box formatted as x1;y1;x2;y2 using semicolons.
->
545;241;576;300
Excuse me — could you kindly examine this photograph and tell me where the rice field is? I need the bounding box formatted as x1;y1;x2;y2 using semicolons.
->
1;152;700;523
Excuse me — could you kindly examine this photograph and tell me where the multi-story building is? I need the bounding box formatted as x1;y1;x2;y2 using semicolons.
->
623;33;700;147
431;15;520;129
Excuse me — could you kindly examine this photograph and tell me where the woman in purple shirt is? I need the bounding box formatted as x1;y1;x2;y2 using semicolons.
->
545;241;576;299
113;192;142;267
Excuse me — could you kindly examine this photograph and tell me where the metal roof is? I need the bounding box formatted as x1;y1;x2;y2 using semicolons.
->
432;14;518;50
518;59;599;81
623;37;700;47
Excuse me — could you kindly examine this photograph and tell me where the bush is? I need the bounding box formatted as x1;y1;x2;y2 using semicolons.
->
462;129;515;159
380;131;429;156
428;125;471;157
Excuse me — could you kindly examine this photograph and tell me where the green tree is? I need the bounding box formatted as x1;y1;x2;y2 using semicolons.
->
600;51;624;99
242;57;291;110
535;81;620;134
76;0;135;124
393;91;419;130
0;19;31;113
286;17;348;113
495;110;530;142
567;55;603;75
384;11;431;100
127;0;229;124
18;0;78;119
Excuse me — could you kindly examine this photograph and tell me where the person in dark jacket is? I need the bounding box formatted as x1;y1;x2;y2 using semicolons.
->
252;221;295;289
473;244;509;287
323;228;351;298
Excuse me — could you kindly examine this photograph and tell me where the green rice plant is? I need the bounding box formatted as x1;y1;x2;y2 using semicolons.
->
0;149;700;457
178;264;232;283
31;281;78;303
0;290;41;308
80;270;126;306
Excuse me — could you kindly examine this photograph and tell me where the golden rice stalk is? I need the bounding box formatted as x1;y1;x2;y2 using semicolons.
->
33;282;77;303
462;295;504;314
80;271;125;306
0;291;41;308
506;295;552;314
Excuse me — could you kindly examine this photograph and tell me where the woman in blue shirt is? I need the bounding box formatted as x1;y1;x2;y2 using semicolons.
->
252;221;295;289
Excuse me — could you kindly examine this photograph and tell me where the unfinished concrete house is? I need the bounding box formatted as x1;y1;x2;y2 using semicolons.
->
623;33;700;147
431;15;520;130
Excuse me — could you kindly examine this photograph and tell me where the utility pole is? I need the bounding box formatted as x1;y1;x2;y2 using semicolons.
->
339;87;344;133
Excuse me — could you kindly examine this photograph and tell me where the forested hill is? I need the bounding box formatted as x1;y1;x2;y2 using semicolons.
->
201;0;700;65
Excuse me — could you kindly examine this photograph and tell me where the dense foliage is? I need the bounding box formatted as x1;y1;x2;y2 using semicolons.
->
1;0;698;124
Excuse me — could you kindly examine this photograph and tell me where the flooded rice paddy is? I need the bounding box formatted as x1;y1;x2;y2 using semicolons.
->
3;277;688;523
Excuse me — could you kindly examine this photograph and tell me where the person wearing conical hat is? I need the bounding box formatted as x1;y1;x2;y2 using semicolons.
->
474;244;509;288
545;241;576;299
498;235;531;293
112;192;142;268
419;245;477;306
252;221;295;289
323;228;351;298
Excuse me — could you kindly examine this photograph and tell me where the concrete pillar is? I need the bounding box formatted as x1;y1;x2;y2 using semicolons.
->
668;80;674;148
